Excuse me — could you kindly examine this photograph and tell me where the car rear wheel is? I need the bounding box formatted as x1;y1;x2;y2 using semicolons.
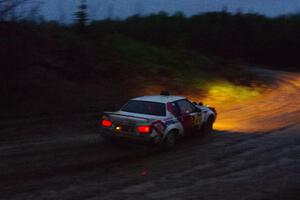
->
162;132;176;150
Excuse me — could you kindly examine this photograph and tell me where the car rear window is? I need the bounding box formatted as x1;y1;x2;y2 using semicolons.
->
121;100;166;116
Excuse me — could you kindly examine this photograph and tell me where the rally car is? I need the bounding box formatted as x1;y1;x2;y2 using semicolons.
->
99;92;216;148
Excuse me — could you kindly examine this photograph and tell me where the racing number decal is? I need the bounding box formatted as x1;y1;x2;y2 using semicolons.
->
191;114;202;126
152;120;166;136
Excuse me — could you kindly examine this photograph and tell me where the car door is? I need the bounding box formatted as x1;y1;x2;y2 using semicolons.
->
175;99;202;134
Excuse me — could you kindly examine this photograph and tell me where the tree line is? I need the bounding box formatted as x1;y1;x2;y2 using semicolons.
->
89;11;300;70
1;0;300;70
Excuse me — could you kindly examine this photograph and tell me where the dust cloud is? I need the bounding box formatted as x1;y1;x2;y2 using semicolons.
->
201;70;300;133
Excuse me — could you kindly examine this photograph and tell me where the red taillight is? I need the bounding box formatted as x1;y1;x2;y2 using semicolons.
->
102;119;112;127
137;126;151;134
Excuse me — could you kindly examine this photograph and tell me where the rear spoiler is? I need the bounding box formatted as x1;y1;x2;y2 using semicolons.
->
100;112;150;121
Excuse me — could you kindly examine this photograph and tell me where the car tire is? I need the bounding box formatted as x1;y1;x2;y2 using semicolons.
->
203;116;214;135
162;132;177;150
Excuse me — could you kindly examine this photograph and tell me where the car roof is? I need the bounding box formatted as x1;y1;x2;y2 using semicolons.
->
131;95;186;104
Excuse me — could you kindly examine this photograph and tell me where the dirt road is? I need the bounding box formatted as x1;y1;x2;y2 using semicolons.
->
0;69;299;200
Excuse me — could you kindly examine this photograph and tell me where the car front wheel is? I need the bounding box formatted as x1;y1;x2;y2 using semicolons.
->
203;117;214;135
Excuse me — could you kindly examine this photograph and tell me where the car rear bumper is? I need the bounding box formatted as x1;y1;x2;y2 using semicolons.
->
100;129;160;146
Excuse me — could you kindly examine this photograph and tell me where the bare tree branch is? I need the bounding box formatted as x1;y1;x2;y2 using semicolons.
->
0;0;29;19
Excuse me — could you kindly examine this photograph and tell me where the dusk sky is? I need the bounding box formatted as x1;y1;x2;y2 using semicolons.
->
38;0;300;22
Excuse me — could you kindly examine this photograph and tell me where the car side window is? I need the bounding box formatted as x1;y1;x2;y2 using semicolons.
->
171;102;180;116
176;100;197;115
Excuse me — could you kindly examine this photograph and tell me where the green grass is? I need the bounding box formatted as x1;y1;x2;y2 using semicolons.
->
105;34;215;89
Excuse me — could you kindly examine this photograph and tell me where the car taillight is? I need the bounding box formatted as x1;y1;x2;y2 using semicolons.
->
137;125;151;134
102;119;112;127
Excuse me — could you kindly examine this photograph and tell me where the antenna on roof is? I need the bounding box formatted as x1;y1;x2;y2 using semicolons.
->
160;91;170;96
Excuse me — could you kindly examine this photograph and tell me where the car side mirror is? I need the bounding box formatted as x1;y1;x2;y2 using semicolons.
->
198;102;203;106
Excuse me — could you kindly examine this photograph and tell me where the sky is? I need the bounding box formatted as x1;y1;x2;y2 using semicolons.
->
35;0;300;22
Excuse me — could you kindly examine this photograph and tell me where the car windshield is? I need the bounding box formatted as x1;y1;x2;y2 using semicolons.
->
121;100;166;116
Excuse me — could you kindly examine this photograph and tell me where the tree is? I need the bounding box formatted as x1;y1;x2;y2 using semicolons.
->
75;0;88;32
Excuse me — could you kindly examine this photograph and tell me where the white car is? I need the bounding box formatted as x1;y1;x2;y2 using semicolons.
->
99;92;216;148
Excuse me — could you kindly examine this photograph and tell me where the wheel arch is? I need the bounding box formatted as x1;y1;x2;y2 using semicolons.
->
168;128;179;136
207;114;216;122
163;128;180;140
